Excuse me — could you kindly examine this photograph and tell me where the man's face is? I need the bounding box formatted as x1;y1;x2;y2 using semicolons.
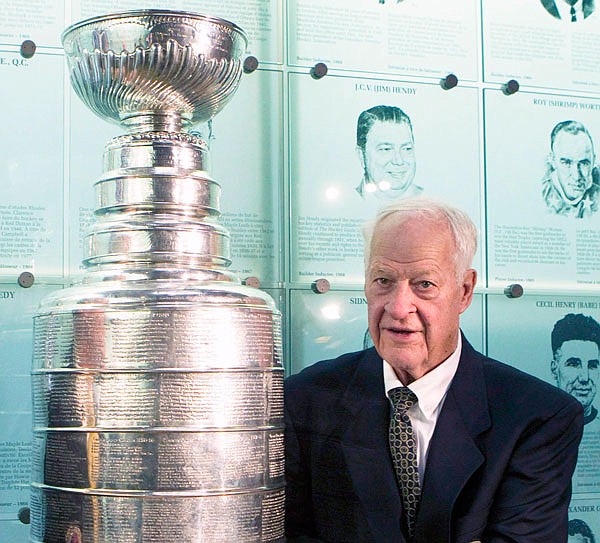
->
365;215;476;383
362;121;416;194
552;339;599;413
551;130;595;204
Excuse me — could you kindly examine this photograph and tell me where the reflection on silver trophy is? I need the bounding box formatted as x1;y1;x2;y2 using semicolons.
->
30;10;284;542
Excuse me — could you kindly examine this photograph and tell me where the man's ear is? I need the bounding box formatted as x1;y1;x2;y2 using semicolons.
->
459;268;477;314
551;357;558;378
357;147;366;170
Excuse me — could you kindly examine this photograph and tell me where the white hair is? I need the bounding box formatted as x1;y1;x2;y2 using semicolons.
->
363;197;478;281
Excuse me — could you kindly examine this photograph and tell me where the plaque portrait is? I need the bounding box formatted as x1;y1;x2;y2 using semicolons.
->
485;89;600;289
487;293;600;495
289;72;481;284
482;0;600;92
568;498;600;541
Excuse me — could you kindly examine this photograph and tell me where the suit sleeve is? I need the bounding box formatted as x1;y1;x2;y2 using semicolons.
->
483;399;583;542
284;397;325;542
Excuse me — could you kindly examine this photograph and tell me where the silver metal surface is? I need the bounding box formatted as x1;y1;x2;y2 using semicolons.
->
32;428;284;490
30;487;285;543
62;10;248;129
84;216;231;266
103;132;211;173
32;9;283;543
33;370;284;428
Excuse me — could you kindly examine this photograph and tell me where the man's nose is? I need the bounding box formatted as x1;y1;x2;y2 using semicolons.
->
384;282;416;319
576;365;591;382
390;148;406;165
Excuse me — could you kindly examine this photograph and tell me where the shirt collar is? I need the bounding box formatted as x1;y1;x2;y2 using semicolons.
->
383;333;462;419
557;0;583;19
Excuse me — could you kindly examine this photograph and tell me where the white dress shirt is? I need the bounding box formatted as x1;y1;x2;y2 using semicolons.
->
555;0;585;21
383;334;462;483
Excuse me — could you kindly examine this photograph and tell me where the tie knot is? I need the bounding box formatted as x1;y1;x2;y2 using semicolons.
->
389;387;418;412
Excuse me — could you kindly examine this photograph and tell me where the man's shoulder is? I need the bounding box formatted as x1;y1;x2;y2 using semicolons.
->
286;348;376;391
475;351;582;414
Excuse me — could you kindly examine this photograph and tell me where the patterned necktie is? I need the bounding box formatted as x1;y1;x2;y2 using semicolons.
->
388;386;421;540
565;0;578;21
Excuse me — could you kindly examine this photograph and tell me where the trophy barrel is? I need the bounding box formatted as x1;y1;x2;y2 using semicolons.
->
30;276;285;543
31;10;284;543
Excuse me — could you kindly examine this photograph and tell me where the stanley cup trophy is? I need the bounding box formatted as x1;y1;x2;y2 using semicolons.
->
29;10;285;543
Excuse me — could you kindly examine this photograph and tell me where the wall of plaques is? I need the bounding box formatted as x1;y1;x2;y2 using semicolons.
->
1;0;599;538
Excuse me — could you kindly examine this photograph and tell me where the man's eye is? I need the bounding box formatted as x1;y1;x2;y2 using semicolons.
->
419;281;433;288
565;357;583;368
375;277;390;286
589;359;599;370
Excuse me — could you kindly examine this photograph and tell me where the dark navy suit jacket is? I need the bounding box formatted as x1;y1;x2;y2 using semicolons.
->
284;337;583;543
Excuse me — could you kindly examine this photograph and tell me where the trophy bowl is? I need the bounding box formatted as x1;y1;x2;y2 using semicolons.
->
61;10;248;130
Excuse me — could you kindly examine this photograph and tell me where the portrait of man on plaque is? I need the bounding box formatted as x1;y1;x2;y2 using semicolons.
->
551;313;600;426
541;120;600;218
569;519;596;543
355;105;423;201
540;0;595;22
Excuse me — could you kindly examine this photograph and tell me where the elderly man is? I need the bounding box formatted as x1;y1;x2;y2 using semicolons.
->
285;198;583;543
542;120;600;218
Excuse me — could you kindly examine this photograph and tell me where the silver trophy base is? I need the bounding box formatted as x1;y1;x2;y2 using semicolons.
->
30;486;285;543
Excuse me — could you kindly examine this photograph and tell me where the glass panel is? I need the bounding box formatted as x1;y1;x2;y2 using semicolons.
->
181;0;283;63
289;289;370;374
211;70;283;284
0;284;62;376
289;73;482;284
288;0;479;80
0;1;64;47
485;88;600;289
482;0;600;92
0;414;32;521
0;51;64;278
487;293;600;496
67;89;121;277
0;520;30;541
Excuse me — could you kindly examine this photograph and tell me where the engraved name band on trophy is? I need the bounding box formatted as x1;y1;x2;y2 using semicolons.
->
30;10;284;543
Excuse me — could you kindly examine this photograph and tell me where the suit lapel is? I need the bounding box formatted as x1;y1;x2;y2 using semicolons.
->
340;349;407;543
415;339;491;543
337;340;491;543
543;0;561;18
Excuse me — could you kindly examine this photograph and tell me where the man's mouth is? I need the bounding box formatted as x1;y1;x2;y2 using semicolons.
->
568;178;587;190
570;387;592;397
383;326;419;337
